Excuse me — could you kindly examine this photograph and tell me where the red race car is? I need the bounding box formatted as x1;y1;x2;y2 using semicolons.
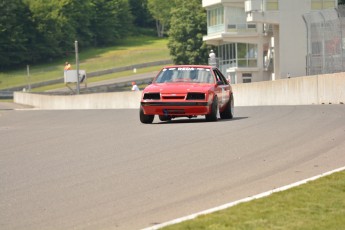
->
140;65;234;123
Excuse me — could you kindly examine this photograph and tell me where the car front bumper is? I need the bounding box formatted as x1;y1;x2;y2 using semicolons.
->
141;101;211;116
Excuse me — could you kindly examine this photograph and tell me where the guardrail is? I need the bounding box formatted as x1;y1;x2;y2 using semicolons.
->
0;91;14;99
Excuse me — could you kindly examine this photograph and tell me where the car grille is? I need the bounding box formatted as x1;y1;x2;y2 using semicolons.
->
186;93;205;100
162;95;185;100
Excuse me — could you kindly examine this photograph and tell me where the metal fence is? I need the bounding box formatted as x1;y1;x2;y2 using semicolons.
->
303;5;345;75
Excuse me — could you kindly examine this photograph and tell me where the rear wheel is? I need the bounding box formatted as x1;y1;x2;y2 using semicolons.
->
220;94;234;119
140;106;154;124
205;96;218;122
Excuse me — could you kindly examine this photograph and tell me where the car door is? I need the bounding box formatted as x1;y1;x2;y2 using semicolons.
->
213;68;230;108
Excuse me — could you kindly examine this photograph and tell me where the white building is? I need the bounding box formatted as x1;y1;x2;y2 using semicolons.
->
202;0;338;84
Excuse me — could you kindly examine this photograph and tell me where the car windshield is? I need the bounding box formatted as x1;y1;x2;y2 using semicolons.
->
154;67;215;84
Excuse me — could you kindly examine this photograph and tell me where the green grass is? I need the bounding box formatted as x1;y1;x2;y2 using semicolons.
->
0;36;170;90
0;99;13;102
31;65;163;92
162;170;345;230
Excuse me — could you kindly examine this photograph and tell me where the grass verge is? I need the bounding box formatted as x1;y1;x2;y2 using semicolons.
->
0;36;169;90
0;99;13;102
30;65;164;92
162;170;345;230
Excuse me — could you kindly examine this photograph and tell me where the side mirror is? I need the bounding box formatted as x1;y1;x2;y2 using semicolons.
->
217;81;223;85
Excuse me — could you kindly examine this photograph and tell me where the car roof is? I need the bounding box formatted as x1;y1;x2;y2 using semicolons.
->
162;65;215;69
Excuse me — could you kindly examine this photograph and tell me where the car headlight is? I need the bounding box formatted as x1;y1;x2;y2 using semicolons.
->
186;92;206;100
143;93;161;100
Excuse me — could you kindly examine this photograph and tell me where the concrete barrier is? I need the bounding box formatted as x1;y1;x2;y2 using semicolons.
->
14;91;142;109
14;73;345;109
233;72;345;106
318;73;345;104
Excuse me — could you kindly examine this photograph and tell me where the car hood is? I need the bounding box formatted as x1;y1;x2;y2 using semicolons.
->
144;83;214;94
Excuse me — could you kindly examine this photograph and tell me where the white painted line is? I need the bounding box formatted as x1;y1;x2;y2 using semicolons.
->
142;166;345;230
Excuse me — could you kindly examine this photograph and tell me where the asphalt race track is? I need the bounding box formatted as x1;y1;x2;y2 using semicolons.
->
1;105;345;229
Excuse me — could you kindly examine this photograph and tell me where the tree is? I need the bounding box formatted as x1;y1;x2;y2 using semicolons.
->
168;0;209;64
147;0;175;37
25;0;76;60
90;0;133;46
0;0;34;69
60;0;93;48
0;0;135;69
129;0;154;28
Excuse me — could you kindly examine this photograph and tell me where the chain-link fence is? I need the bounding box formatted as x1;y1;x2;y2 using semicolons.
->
303;5;345;75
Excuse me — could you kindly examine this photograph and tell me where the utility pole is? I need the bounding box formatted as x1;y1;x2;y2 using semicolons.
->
26;65;31;91
75;41;80;94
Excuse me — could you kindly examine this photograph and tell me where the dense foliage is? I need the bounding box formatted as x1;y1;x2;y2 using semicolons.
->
0;0;35;67
0;0;212;70
0;0;134;69
129;0;154;28
147;0;175;37
168;0;209;65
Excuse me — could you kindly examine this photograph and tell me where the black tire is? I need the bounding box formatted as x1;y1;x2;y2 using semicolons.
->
158;115;171;122
140;106;154;124
205;96;218;122
220;94;234;119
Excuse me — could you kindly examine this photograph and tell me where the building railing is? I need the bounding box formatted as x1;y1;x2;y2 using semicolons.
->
245;0;335;12
209;58;258;76
207;23;257;35
227;23;257;33
207;24;225;34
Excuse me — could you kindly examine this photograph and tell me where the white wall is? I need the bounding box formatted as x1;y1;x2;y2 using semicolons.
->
14;73;345;109
14;92;142;110
234;73;345;106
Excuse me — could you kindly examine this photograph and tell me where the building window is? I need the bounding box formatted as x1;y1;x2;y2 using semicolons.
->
243;73;252;83
217;43;237;74
207;6;224;27
311;0;336;10
266;0;279;11
216;43;258;73
207;5;224;34
237;43;258;68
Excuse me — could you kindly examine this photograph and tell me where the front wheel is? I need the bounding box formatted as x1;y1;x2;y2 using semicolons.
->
205;96;218;122
220;94;234;119
140;106;154;124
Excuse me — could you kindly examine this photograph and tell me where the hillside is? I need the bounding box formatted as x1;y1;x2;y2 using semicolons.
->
0;36;170;90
